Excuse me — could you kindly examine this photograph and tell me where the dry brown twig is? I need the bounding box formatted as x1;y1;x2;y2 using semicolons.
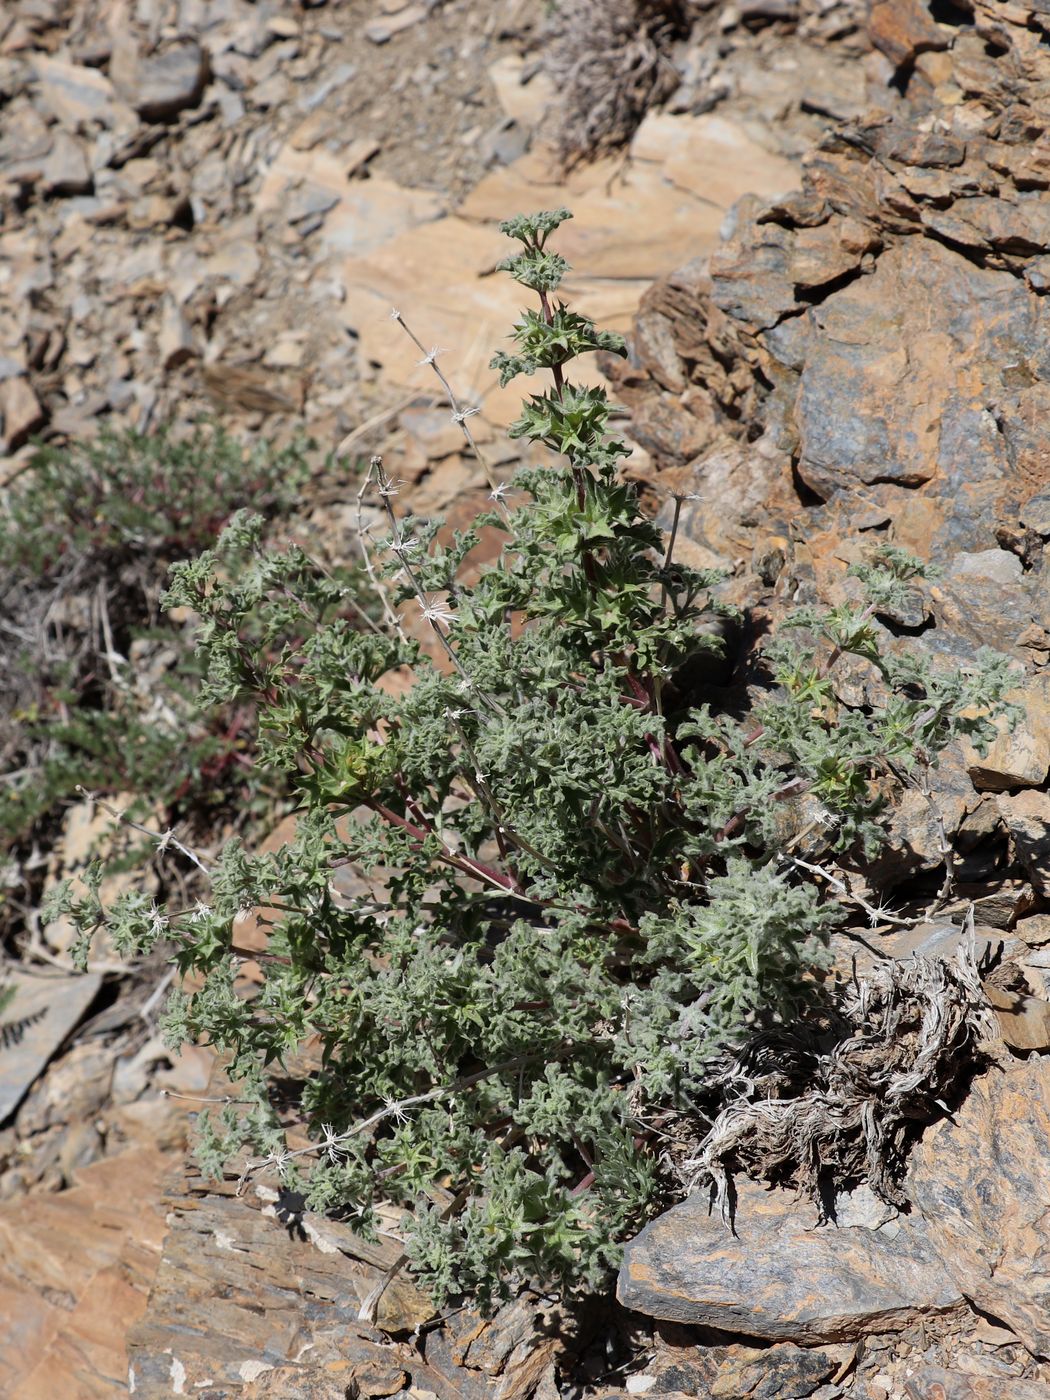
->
389;308;511;519
355;457;405;639
334;390;436;462
75;786;213;877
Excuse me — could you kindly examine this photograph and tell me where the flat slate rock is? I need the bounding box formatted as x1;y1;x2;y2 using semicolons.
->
126;1184;424;1397
127;1174;556;1400
701;1341;836;1398
0;970;102;1125
118;40;209;122
617;1179;965;1343
620;1059;1050;1358
0;1147;169;1398
617;1339;840;1399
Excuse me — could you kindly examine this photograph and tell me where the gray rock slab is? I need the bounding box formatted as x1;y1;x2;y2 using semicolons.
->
125;42;209;122
32;55;118;127
617;1179;965;1343
0;971;102;1125
997;790;1050;896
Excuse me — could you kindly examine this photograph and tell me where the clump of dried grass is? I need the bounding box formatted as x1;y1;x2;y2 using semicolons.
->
678;929;999;1225
541;0;691;169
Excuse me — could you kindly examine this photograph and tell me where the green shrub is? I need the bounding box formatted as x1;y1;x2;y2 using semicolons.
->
50;211;1016;1308
0;426;313;855
1;424;307;579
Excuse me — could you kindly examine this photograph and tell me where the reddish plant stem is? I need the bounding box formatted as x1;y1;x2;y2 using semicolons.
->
570;1169;595;1197
714;775;810;844
623;670;687;778
369;799;520;894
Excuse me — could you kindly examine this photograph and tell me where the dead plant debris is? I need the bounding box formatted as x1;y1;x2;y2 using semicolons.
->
683;934;1000;1224
541;0;691;169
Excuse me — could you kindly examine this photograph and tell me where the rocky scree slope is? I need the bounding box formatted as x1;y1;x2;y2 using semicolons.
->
609;0;1050;1389
609;0;1050;908
5;1;1050;1398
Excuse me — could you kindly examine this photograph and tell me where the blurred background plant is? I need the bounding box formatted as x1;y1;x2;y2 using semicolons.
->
541;0;691;167
0;426;333;943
